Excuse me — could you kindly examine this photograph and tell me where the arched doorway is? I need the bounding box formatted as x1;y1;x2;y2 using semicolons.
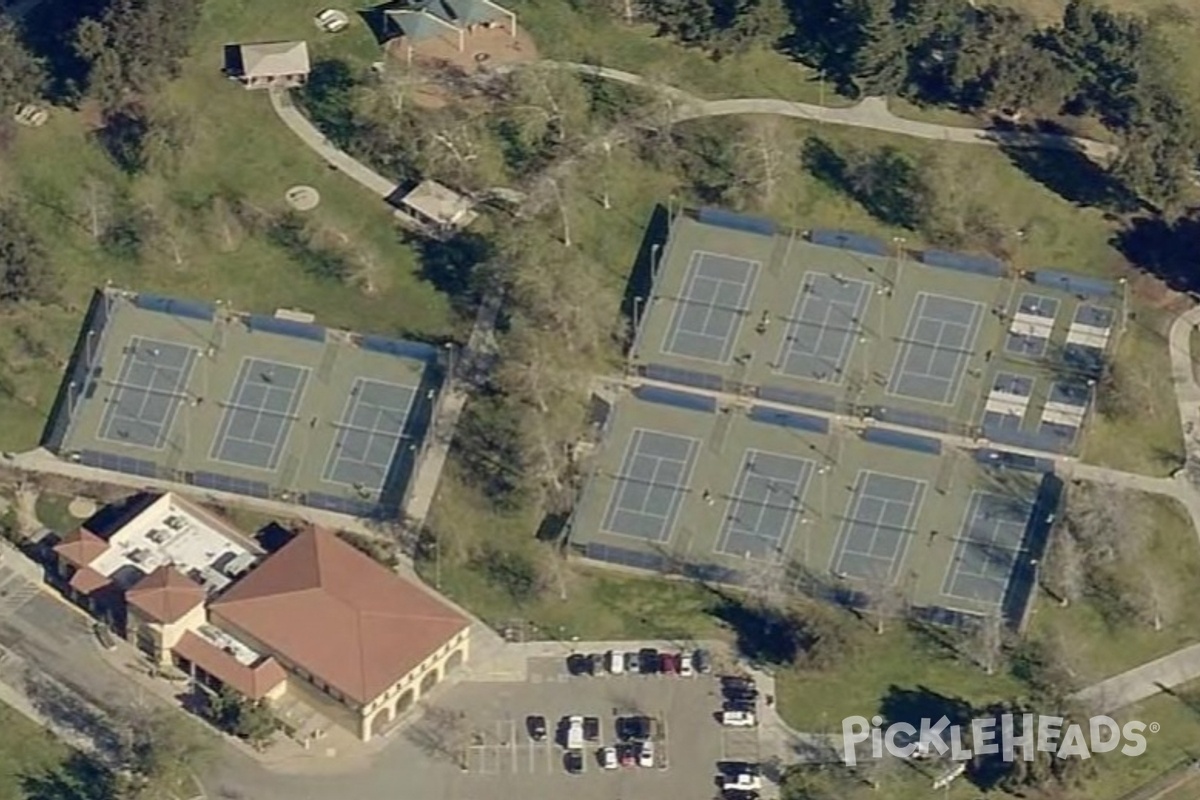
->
420;668;439;695
370;705;392;738
397;688;415;715
445;648;464;673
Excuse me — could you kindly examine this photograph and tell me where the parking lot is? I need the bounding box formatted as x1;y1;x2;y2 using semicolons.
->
425;652;754;798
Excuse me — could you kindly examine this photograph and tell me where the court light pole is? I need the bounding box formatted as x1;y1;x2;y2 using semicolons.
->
601;140;612;210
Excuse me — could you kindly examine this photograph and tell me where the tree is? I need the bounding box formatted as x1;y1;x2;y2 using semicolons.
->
206;686;277;750
971;609;1005;675
0;202;52;305
470;541;543;604
858;571;906;635
1043;524;1084;606
75;0;203;107
117;709;213;800
0;19;47;109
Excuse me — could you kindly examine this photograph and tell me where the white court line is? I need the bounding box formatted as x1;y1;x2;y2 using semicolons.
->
660;250;761;364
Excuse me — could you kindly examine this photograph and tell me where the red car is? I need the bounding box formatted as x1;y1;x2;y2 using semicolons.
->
660;652;680;675
619;744;638;767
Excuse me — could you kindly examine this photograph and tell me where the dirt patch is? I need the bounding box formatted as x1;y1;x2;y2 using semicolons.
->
386;23;538;109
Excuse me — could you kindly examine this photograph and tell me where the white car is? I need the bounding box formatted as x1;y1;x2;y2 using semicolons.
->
606;649;624;675
721;710;757;727
723;773;762;791
601;746;618;770
638;741;655;768
679;652;695;677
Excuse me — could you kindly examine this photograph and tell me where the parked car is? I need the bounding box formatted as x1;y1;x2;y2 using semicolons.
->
624;651;641;674
722;675;756;692
679;652;695;677
527;714;547;740
639;648;660;674
619;743;638;767
723;774;763;791
722;710;757;727
639;740;655;768
660;652;679;675
725;697;757;713
723;791;759;800
564;750;584;774
583;716;601;741
601;746;618;770
694;648;711;673
606;649;625;675
567;653;590;676
617;715;652;741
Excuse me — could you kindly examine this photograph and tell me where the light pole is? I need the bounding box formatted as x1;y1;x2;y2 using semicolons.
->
602;140;612;210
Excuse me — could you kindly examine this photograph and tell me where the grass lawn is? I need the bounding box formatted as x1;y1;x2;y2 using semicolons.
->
773;622;1024;731
1028;493;1199;685
0;704;74;800
1089;681;1200;799
507;0;850;106
422;469;731;643
1083;304;1186;476
33;492;79;537
0;0;460;452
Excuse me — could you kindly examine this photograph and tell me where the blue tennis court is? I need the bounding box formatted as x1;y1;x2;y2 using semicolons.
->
661;251;760;364
98;337;197;450
210;358;309;471
831;471;925;581
601;429;699;542
775;272;871;383
941;491;1031;605
1004;294;1058;358
322;378;417;492
888;293;983;404
716;450;815;559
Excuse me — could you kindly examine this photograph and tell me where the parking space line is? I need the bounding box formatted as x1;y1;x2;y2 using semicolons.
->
509;720;517;773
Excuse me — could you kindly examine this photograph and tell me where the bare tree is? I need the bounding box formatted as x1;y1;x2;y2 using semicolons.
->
859;572;906;635
732;117;796;208
1043;526;1084;606
973;610;1005;675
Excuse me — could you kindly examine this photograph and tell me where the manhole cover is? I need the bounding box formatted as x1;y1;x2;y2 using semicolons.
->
286;185;320;211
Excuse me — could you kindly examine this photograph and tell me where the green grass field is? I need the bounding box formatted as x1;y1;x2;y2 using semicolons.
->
1028;494;1200;685
0;704;76;800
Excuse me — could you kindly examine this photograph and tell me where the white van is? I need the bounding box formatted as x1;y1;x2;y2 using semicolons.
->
606;649;624;675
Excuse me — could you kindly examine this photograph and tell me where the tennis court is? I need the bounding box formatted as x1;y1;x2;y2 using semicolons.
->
210;358;310;471
1004;294;1059;358
98;337;198;450
715;450;815;559
661;251;760;364
831;471;926;581
601;428;699;542
941;491;1031;605
774;272;871;383
887;293;983;404
322;378;417;492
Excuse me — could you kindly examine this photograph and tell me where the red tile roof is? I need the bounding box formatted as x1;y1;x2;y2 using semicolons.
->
53;529;109;568
126;566;206;625
210;528;468;704
68;565;112;596
174;631;287;700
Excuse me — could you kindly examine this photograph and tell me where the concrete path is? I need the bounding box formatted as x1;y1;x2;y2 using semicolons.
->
402;292;501;528
545;62;1118;164
268;89;396;199
1072;643;1200;714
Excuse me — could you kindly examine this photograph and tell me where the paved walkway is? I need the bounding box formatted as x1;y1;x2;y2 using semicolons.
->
543;62;1118;164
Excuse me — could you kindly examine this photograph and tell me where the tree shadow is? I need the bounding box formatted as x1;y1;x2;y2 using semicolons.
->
878;684;974;729
11;0;111;104
1113;213;1200;296
19;750;116;800
710;591;803;666
408;230;493;315
998;141;1141;213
